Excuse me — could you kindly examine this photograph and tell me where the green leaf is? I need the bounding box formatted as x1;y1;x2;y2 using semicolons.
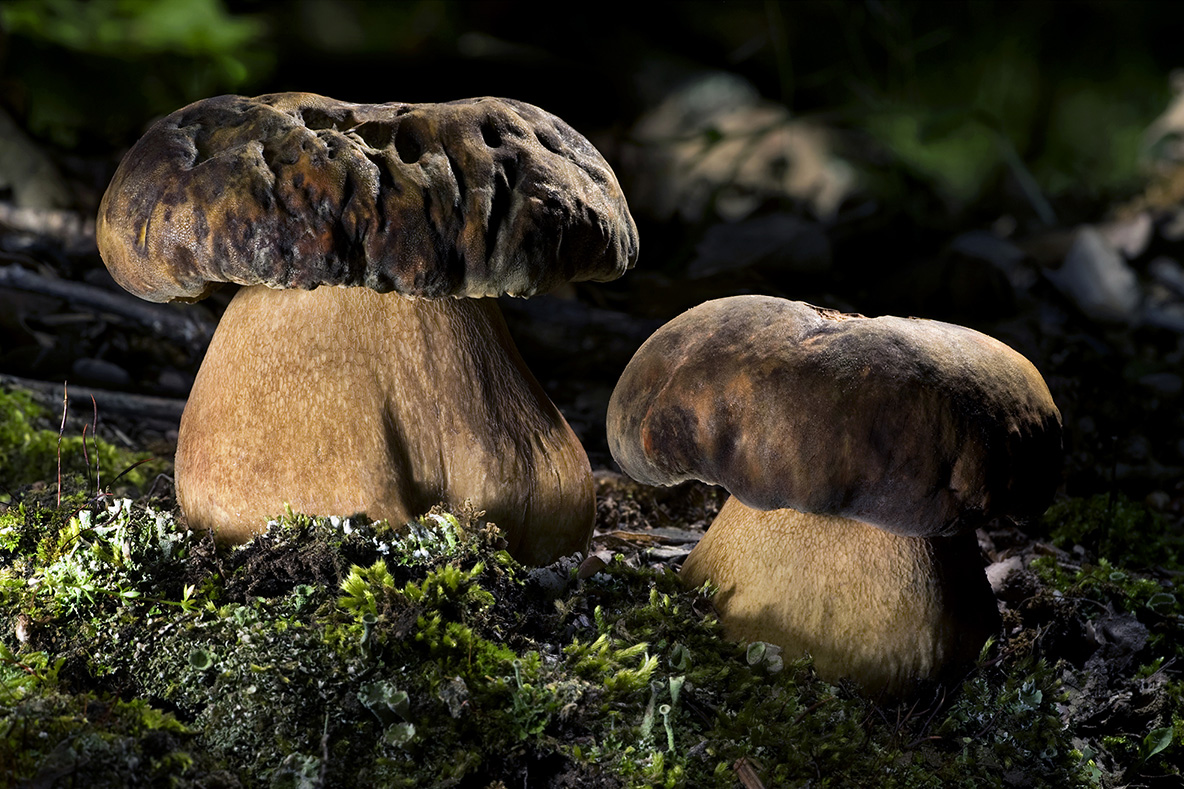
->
1142;727;1174;761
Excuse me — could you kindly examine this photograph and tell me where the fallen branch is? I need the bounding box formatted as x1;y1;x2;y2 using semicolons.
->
0;201;94;255
0;373;187;425
0;264;215;346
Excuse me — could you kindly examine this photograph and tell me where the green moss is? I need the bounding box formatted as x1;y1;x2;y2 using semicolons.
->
0;386;164;501
1029;496;1184;785
2;495;1181;786
1042;493;1182;572
1033;556;1183;664
1;641;228;787
1;498;192;626
1033;495;1183;665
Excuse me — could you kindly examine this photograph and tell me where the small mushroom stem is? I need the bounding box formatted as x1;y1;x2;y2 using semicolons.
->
175;284;593;565
681;496;1000;696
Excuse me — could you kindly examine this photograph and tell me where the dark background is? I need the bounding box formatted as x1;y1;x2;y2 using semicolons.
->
2;0;1183;513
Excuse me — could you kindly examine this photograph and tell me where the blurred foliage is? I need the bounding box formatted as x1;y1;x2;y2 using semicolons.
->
2;0;263;57
1;0;1180;222
0;0;272;149
855;48;1164;221
798;2;1172;223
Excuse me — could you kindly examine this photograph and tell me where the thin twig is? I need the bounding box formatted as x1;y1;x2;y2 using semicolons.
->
916;685;948;739
90;395;100;492
142;473;175;504
904;686;950;749
57;382;68;508
791;696;831;727
319;710;331;788
81;423;90;483
0;201;94;253
733;757;766;789
104;458;154;490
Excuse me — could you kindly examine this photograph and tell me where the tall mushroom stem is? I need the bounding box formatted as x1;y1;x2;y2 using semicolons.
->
176;283;593;565
681;496;1000;696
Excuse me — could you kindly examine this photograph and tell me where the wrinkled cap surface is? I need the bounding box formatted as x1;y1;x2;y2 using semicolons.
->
607;295;1063;537
98;92;639;302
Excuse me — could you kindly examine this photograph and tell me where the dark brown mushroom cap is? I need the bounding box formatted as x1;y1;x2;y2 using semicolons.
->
97;92;638;303
607;295;1063;537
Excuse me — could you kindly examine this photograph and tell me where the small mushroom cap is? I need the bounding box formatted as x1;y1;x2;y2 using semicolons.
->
97;92;638;303
607;295;1063;537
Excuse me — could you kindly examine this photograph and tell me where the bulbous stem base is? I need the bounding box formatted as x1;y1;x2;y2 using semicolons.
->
175;284;594;565
680;496;1000;696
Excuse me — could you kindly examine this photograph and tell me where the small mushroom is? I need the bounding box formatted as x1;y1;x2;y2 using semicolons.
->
606;295;1062;694
97;93;638;565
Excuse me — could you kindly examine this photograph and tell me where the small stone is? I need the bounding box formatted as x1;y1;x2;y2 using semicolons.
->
1085;611;1149;665
1098;212;1153;259
1143;302;1184;333
438;676;469;719
14;614;31;643
1146;490;1172;510
525;555;580;601
0;108;71;209
577;553;609;579
1045;227;1141;322
1121;434;1152;463
985;555;1025;596
1160;208;1184;242
950;230;1034;289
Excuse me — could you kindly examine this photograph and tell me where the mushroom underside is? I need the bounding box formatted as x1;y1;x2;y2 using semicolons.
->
175;283;593;566
680;496;1000;695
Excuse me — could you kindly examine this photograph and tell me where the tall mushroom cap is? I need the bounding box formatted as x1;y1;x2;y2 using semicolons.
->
95;92;638;565
97;92;638;303
607;295;1062;537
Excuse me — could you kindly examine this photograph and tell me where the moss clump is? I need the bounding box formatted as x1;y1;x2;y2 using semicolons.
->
1041;493;1183;572
1;642;233;787
0;498;191;628
1032;498;1184;786
1033;557;1182;657
2;492;1182;786
0;386;163;502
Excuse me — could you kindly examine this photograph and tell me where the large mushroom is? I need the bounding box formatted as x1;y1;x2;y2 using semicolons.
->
97;92;638;565
607;295;1062;694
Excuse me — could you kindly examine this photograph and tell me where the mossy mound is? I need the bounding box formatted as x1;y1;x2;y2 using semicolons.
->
3;492;1178;788
1;381;1181;787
